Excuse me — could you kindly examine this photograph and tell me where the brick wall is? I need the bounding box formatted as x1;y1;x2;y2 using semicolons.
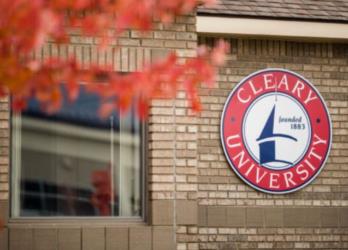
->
0;97;9;203
196;36;348;250
0;96;9;250
0;14;198;250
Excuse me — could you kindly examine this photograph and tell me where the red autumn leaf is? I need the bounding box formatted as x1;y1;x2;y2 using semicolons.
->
99;102;115;119
12;98;27;112
66;79;80;102
136;97;150;119
211;39;230;66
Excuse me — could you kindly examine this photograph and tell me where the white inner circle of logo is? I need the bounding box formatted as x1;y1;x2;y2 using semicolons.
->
243;92;311;170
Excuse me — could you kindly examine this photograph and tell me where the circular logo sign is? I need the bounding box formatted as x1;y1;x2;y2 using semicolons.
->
220;69;331;194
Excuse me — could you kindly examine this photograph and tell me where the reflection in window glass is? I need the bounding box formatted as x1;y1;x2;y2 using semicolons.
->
11;86;142;217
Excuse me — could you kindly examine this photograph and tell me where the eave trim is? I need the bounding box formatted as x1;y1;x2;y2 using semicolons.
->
197;16;348;41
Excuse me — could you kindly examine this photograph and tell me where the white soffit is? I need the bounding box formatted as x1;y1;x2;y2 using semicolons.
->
197;16;348;41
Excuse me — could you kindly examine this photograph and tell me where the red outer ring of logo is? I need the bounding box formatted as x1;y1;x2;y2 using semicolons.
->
220;69;332;194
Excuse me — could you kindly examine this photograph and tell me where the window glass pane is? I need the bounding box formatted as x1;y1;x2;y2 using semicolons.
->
11;86;142;217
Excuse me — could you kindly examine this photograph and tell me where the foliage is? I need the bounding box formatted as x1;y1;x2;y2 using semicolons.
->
0;0;229;117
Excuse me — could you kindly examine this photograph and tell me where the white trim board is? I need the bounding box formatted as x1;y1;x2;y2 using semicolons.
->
197;16;348;41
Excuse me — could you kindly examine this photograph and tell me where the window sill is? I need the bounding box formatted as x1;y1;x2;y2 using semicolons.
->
8;216;146;228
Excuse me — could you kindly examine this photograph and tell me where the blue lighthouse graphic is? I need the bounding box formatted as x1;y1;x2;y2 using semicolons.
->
257;105;297;166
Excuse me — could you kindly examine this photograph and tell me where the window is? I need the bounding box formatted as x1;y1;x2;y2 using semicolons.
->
11;86;143;217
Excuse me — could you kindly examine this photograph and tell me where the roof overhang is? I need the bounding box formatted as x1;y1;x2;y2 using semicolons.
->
197;16;348;41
